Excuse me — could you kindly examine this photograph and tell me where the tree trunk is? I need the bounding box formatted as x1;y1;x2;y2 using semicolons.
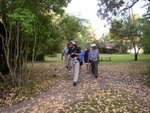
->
134;53;138;61
133;43;138;61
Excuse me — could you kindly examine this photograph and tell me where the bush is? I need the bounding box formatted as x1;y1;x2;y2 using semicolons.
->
28;54;45;61
36;54;45;61
48;54;57;57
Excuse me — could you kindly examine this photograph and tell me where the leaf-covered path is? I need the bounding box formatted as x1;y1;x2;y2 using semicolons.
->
0;62;150;113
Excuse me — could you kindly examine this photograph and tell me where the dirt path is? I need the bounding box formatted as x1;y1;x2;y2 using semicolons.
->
0;63;150;113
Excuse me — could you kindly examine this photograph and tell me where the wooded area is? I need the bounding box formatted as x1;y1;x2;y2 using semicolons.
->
0;0;150;99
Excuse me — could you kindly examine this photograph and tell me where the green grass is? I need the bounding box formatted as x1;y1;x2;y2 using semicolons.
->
45;54;150;64
100;54;150;64
45;55;63;62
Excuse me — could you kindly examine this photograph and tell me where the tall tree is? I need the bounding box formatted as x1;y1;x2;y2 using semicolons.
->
109;14;144;61
140;17;150;53
97;0;149;21
0;0;71;87
141;2;150;53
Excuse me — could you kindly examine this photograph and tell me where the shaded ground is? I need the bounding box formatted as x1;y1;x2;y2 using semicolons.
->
0;62;150;113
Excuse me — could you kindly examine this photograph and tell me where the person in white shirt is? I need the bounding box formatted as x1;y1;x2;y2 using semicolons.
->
61;42;71;75
88;43;100;78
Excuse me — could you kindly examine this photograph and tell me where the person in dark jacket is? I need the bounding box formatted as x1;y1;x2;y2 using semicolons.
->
84;46;91;74
67;40;80;86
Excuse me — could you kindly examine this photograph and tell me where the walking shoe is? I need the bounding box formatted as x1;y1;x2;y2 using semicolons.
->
66;66;68;69
73;82;77;86
95;75;98;78
73;81;78;86
68;71;71;76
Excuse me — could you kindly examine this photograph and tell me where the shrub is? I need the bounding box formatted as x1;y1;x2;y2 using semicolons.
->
48;54;57;57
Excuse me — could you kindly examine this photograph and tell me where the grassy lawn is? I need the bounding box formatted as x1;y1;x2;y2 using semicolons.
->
100;54;150;64
44;54;150;64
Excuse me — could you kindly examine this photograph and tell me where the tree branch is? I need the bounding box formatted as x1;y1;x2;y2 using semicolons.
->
119;0;139;13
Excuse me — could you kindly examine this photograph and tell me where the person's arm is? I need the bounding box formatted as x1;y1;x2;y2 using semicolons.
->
61;48;65;60
67;48;71;63
71;47;80;56
61;53;64;60
84;51;86;62
88;51;91;63
71;52;80;56
97;49;100;63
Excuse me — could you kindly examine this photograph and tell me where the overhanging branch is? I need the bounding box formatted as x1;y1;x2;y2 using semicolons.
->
119;0;139;13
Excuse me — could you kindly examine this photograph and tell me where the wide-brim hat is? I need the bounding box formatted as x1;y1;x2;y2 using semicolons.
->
70;40;76;44
91;43;96;47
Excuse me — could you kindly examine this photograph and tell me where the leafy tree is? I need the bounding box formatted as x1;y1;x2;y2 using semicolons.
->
142;1;150;19
140;2;150;53
109;14;144;61
75;20;96;49
97;0;149;21
140;17;150;53
0;0;71;87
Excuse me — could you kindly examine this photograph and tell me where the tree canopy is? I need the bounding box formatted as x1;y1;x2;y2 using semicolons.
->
0;0;96;87
97;0;150;21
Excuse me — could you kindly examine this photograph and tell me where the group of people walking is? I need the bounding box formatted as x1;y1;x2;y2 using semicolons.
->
61;40;100;86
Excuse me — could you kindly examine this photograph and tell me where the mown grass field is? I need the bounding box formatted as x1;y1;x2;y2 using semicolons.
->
100;54;150;64
45;53;150;65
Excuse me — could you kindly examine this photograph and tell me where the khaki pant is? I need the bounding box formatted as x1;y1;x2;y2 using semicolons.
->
90;60;98;76
70;57;79;82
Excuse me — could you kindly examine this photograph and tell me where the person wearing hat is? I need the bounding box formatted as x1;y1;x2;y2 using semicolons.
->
67;40;80;86
88;43;100;78
84;46;91;74
61;42;71;75
78;47;84;75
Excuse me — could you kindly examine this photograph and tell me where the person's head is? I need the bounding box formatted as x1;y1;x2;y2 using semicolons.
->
91;43;96;49
86;46;90;51
70;40;77;47
66;42;70;48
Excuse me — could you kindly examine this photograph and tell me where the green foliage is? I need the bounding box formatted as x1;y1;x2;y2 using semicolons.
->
36;54;45;61
109;14;145;60
97;0;149;21
0;0;72;87
75;21;95;49
60;14;84;40
8;8;36;34
48;54;57;57
0;0;95;89
140;17;150;53
97;0;125;20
